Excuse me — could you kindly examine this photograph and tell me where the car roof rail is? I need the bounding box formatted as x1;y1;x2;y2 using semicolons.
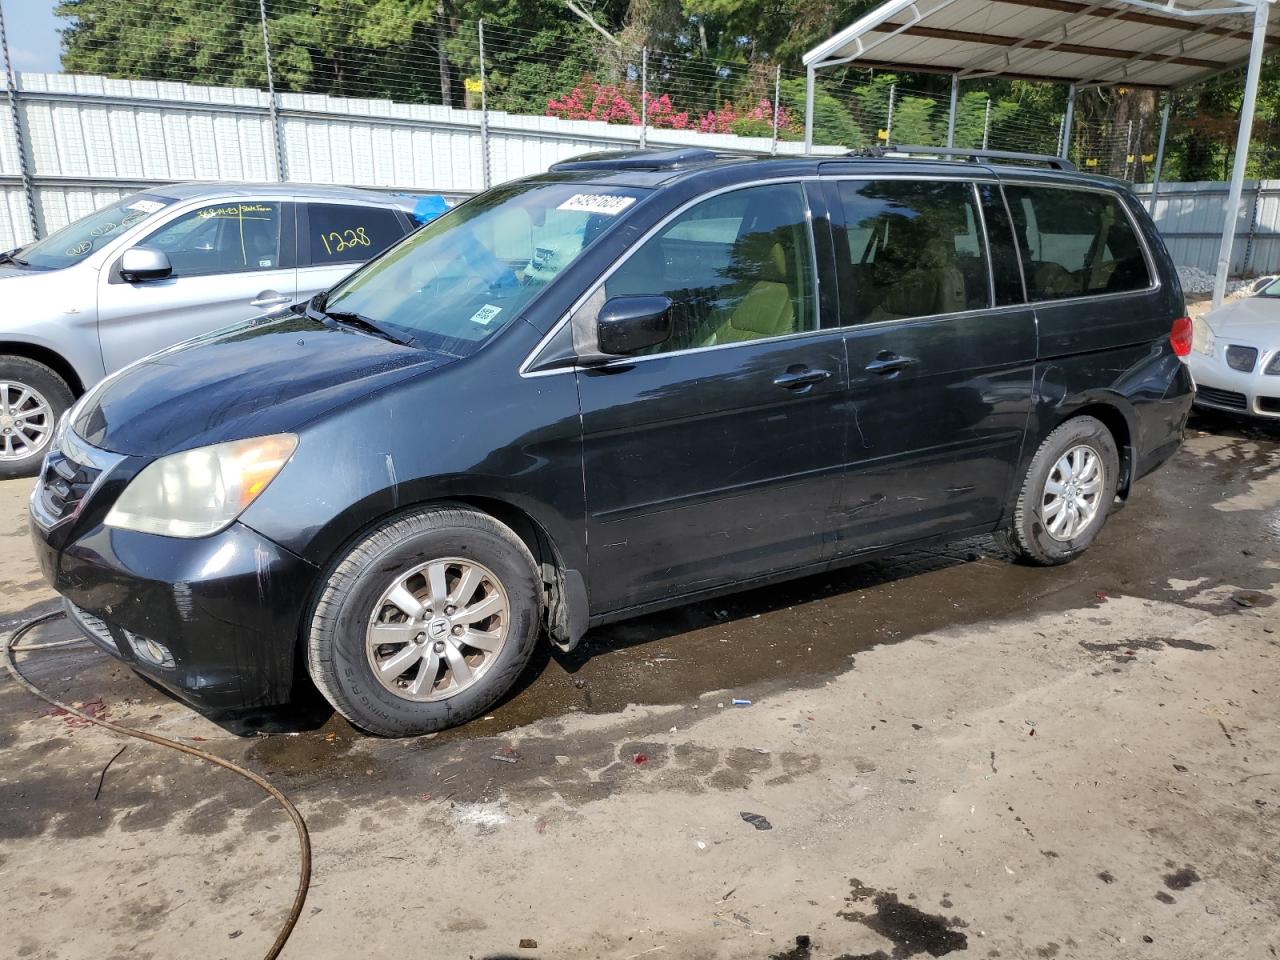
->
549;148;724;172
846;144;1077;172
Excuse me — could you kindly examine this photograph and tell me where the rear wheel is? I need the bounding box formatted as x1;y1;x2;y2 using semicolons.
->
0;356;73;480
1001;415;1119;566
306;505;542;736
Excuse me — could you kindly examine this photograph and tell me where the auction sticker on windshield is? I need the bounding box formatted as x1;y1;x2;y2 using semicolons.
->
127;200;166;214
557;194;636;216
469;304;503;326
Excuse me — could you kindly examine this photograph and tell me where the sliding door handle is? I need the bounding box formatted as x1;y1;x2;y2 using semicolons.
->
864;352;918;376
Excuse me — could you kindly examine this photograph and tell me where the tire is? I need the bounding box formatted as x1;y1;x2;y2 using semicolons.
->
0;356;74;480
306;504;543;736
1000;415;1120;566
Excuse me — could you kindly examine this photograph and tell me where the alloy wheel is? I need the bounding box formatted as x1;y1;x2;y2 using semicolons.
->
1041;443;1104;541
365;557;509;701
0;381;53;462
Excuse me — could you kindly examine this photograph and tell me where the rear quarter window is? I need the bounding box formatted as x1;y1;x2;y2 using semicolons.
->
307;203;407;265
1004;185;1152;301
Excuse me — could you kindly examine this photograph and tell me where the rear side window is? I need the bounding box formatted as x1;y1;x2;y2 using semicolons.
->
307;203;406;265
835;180;990;323
1003;185;1152;301
601;182;817;354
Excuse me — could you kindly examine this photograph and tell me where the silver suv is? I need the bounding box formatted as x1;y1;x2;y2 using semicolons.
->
0;182;423;477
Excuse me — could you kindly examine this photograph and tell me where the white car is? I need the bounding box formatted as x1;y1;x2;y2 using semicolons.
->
0;183;429;478
1187;278;1280;419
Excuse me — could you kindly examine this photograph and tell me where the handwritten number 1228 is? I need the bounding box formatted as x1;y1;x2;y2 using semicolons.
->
321;227;371;255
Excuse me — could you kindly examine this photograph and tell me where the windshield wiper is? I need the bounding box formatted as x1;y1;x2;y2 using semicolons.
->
320;308;414;347
0;250;29;266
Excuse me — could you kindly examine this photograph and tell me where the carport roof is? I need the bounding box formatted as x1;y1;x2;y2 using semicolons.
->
801;0;1278;90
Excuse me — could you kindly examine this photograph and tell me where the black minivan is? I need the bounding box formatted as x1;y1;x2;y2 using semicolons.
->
30;147;1194;735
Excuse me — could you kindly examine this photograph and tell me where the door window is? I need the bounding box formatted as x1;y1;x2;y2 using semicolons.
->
1003;185;1152;300
306;203;406;265
142;201;283;277
835;180;991;323
600;182;817;354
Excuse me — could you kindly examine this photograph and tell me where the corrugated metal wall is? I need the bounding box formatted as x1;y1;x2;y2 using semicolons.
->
1132;180;1280;277
0;72;840;251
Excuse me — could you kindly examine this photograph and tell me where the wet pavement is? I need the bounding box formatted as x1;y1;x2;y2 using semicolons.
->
1;410;1278;960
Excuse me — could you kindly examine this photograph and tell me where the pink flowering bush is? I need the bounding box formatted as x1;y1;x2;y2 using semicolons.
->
547;79;795;138
547;79;639;124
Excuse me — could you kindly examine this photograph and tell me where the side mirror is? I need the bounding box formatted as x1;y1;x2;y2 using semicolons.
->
595;295;673;358
120;246;172;282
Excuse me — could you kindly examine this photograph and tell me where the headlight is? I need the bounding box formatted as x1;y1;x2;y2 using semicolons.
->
1191;317;1215;357
105;434;297;538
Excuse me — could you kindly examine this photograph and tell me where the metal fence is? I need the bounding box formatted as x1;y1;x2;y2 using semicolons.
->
1133;179;1280;277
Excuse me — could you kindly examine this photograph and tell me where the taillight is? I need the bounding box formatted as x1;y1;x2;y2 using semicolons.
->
1170;316;1193;357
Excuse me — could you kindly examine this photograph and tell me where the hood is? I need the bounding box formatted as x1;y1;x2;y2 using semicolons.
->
1204;295;1280;343
72;312;454;457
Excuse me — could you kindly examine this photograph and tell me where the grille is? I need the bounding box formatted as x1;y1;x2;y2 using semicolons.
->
1225;345;1258;372
1259;396;1280;414
1196;385;1248;410
39;450;102;523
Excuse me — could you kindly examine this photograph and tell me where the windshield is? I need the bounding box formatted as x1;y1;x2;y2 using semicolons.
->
322;181;646;356
15;193;176;270
1257;277;1280;298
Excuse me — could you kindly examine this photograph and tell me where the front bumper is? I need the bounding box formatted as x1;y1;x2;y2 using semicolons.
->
31;516;320;711
1186;352;1280;418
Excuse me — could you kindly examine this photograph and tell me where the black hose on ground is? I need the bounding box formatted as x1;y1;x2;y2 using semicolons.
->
3;611;312;960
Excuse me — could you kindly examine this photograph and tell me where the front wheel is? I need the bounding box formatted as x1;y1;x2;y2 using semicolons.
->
0;356;73;480
1000;415;1120;566
306;505;543;736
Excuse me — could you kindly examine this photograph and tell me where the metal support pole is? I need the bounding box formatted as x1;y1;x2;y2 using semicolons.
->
478;20;491;190
639;48;648;149
982;98;991;150
771;65;781;156
886;83;896;144
1123;119;1133;180
1149;93;1172;215
946;74;959;148
257;0;286;181
803;64;815;152
1061;83;1076;160
1213;0;1269;307
0;2;38;242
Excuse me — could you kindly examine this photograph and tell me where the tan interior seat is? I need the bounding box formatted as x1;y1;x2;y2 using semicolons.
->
866;236;967;322
704;236;797;346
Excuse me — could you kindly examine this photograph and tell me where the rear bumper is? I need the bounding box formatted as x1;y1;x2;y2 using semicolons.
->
32;519;319;711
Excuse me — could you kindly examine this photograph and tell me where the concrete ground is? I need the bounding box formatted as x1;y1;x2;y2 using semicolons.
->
1;410;1278;960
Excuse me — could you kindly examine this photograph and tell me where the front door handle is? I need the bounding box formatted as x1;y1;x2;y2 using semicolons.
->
864;352;918;376
251;290;291;309
773;367;832;390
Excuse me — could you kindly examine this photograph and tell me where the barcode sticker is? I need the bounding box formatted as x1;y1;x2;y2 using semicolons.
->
127;200;165;214
469;304;503;326
556;194;636;216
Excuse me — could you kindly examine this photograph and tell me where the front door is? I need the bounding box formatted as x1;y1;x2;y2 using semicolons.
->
827;177;1037;550
97;199;296;372
574;181;849;613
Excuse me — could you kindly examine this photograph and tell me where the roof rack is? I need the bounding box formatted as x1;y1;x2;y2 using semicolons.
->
549;148;722;173
846;144;1076;172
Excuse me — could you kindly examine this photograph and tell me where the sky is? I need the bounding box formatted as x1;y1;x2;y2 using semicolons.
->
4;1;64;74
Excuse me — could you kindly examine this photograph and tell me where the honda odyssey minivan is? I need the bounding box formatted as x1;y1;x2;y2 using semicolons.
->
31;147;1194;736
